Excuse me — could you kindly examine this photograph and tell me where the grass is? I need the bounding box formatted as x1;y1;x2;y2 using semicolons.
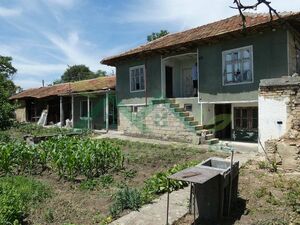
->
0;176;51;225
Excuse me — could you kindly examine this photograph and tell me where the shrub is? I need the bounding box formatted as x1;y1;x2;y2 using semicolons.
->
142;161;198;202
109;186;142;218
0;176;51;225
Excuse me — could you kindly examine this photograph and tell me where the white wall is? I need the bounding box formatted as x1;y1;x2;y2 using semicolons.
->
258;96;289;150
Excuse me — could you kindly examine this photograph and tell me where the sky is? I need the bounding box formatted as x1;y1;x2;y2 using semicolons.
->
0;0;300;89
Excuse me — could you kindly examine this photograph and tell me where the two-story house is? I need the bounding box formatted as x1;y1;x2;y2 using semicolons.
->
101;12;300;144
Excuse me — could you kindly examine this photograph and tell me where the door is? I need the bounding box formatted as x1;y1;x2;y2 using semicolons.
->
165;66;173;98
182;68;193;97
215;104;232;140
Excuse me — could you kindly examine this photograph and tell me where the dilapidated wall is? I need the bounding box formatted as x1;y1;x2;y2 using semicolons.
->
259;76;300;171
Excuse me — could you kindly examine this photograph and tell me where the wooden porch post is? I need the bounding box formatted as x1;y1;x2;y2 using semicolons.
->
60;96;64;127
105;91;109;132
71;95;74;128
87;95;90;130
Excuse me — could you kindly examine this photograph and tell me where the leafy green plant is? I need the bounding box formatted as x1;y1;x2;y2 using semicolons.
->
142;161;198;202
109;186;142;218
254;187;268;198
0;176;51;225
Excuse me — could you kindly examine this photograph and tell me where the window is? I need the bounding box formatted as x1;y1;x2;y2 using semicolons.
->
234;107;258;130
130;65;145;92
80;100;92;118
222;46;253;86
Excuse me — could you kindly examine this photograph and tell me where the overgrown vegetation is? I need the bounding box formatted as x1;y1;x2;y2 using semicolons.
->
0;176;51;225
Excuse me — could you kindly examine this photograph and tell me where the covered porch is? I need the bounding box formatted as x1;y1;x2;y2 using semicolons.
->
161;52;198;99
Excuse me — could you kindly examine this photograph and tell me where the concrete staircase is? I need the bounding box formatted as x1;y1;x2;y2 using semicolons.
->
152;99;219;145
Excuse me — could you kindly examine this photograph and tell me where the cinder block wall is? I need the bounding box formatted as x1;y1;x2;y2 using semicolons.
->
118;103;199;144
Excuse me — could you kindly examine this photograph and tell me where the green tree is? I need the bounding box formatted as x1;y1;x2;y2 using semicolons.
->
0;56;17;130
147;30;169;42
54;65;107;84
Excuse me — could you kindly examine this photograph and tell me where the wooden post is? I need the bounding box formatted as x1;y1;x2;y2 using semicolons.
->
71;95;74;128
60;96;64;127
87;95;90;130
105;91;109;132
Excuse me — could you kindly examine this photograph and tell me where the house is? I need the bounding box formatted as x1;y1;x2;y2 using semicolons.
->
10;76;117;130
101;12;300;144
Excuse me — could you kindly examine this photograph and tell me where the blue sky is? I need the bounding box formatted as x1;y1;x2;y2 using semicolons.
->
1;0;300;89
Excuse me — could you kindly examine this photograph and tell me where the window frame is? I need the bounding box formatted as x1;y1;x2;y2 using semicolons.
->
80;100;93;119
129;65;146;93
234;107;258;131
222;45;254;86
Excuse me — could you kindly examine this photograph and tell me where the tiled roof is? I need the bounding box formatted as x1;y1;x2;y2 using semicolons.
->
101;12;300;65
10;76;116;100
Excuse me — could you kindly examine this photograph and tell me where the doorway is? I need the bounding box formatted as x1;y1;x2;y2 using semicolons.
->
215;104;232;140
165;66;173;98
182;68;193;97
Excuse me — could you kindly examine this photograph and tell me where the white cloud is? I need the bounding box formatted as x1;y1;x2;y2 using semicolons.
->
0;7;22;17
13;78;47;89
44;0;76;8
121;0;300;29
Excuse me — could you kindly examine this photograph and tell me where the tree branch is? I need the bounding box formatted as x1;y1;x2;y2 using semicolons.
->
232;0;280;28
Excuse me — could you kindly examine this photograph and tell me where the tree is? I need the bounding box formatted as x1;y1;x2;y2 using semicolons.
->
54;65;108;84
147;30;169;42
0;56;17;130
94;69;107;77
231;0;279;27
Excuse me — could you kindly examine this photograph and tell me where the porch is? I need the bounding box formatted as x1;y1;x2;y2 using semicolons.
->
161;52;198;99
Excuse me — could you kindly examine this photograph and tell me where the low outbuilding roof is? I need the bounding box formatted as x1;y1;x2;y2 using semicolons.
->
10;76;116;100
101;12;300;66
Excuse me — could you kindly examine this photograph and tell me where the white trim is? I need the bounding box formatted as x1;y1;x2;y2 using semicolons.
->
222;45;254;86
129;65;145;93
200;100;258;104
162;52;197;62
118;103;147;107
197;47;200;103
80;100;93;120
160;56;164;98
287;30;290;76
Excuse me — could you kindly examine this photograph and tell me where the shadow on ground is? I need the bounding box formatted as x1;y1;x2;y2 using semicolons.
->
191;197;247;225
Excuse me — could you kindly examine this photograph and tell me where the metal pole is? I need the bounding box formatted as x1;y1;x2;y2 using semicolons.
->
227;150;234;216
193;183;196;225
166;178;170;225
189;184;192;214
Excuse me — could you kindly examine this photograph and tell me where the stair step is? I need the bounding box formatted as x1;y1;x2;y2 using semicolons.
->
170;103;180;108
184;116;194;121
194;125;204;130
174;108;184;112
205;133;215;140
179;112;189;117
205;138;219;145
189;121;198;126
166;99;176;104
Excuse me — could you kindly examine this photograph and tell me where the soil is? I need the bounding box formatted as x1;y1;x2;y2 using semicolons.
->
173;160;300;225
27;139;227;225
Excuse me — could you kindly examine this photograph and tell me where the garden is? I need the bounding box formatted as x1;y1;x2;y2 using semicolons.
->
0;123;227;225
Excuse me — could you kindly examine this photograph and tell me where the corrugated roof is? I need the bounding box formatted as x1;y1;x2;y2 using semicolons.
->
101;12;300;65
10;76;116;100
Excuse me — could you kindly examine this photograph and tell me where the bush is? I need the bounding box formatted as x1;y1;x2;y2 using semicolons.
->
142;161;198;202
0;176;51;225
109;186;142;218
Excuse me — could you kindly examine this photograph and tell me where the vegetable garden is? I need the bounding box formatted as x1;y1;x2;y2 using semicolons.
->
0;126;227;225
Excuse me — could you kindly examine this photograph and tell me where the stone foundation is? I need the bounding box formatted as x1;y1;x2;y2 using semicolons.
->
118;103;201;144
